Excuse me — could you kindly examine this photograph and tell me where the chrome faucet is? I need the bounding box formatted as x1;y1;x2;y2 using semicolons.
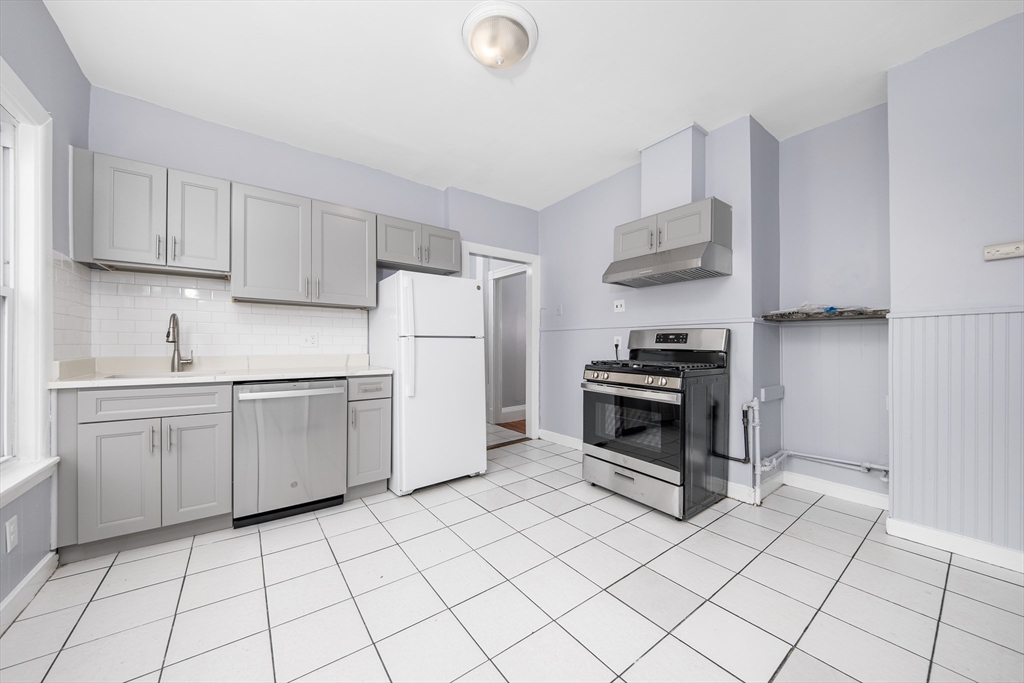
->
165;313;194;372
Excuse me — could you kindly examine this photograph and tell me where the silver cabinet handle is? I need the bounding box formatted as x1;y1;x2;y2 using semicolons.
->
155;234;162;259
166;424;172;452
657;229;662;247
580;381;681;405
171;235;177;260
360;384;382;393
351;407;356;429
649;230;653;249
237;387;347;401
416;244;421;261
305;277;310;297
424;246;430;263
316;277;320;299
150;426;156;454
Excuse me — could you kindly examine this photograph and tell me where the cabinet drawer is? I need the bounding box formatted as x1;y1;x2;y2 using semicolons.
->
348;376;392;401
78;384;232;423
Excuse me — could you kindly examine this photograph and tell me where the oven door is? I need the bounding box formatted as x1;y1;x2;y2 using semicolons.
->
581;382;683;483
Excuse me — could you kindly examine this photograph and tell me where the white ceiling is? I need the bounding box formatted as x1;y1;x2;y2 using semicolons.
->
45;1;1022;210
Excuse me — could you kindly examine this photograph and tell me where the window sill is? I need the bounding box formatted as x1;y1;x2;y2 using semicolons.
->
0;456;58;508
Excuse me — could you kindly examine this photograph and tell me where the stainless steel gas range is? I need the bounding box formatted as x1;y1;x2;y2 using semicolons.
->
581;328;730;520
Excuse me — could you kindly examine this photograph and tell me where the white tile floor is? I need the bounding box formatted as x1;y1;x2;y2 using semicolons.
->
2;439;1023;683
486;423;526;448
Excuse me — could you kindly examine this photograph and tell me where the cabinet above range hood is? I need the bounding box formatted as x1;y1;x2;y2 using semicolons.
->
602;197;732;288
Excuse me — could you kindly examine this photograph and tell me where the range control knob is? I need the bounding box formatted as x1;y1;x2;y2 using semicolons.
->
602;372;610;380
591;371;600;379
645;376;654;385
659;377;668;387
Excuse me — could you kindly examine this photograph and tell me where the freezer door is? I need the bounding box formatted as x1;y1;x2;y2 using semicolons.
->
397;271;484;338
233;380;348;517
395;337;486;493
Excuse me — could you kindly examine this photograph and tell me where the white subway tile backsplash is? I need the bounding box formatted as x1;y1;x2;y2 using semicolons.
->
53;252;95;360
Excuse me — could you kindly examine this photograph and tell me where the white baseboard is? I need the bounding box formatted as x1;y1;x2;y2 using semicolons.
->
500;405;526;421
538;429;582;451
1;551;57;635
887;518;1024;573
727;481;755;505
760;473;785;499
781;471;890;510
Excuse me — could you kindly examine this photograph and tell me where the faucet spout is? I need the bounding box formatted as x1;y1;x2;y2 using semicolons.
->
166;313;193;372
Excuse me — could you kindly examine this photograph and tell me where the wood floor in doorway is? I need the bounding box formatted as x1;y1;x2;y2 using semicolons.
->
498;420;526;434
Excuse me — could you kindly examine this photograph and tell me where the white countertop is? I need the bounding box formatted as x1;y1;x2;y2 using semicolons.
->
49;365;393;390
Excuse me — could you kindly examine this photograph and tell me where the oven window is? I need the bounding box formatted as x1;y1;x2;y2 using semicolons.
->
583;388;683;471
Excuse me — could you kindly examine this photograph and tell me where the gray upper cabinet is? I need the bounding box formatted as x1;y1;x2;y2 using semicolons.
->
658;199;712;251
422;225;461;273
93;154;167;266
348;397;392;487
231;183;312;304
162;412;232;526
377;215;462;274
613;216;657;261
167;169;231;273
377;215;422;267
78;418;163;544
313;200;376;308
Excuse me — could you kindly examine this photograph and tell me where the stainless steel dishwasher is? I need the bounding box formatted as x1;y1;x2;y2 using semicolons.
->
233;378;348;526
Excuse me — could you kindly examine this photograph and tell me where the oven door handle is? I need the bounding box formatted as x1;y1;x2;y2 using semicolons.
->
581;382;681;405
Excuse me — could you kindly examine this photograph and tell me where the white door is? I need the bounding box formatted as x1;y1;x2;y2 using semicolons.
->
395;337;486;493
398;271;484;338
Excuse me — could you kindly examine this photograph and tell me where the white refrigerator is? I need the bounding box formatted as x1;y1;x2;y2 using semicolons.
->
369;271;487;495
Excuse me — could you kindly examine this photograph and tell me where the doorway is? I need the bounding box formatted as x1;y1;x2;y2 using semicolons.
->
462;241;541;446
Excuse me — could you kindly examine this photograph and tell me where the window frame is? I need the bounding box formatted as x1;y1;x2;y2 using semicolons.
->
0;105;15;464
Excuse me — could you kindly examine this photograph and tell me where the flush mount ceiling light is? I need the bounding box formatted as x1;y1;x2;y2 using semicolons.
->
462;1;538;70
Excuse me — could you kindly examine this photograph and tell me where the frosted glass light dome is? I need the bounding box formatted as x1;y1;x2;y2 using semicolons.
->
462;2;538;70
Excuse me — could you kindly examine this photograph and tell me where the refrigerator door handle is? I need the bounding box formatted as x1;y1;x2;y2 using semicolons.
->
403;337;416;397
402;278;415;337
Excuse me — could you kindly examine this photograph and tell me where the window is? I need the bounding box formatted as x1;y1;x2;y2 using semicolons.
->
0;106;14;464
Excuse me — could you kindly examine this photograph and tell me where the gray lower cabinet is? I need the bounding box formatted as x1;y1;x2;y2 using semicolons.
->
167;169;231;272
312;200;376;307
93;153;168;266
231;183;313;303
348;398;392;487
162;413;232;526
78;418;163;543
613;216;657;261
377;215;462;274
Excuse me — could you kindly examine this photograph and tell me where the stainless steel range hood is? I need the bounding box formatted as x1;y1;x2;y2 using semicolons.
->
602;197;733;288
603;241;732;288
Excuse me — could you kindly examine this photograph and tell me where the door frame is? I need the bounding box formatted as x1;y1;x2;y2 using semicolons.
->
461;241;540;439
487;264;528;425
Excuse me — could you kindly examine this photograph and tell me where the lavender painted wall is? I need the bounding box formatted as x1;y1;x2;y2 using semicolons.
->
89;88;539;253
0;479;52;603
0;0;90;255
888;14;1024;313
780;104;890;309
444;187;538;254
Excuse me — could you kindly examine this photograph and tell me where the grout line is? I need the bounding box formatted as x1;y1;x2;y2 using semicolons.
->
927;557;952;683
155;537;194;682
256;529;279;683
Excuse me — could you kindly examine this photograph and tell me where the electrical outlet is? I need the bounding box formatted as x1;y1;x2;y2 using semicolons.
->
984;241;1023;261
613;336;622;348
613;300;625;313
300;333;319;348
5;516;17;552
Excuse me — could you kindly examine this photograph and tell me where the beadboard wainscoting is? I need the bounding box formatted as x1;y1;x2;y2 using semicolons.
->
890;310;1024;554
52;252;369;360
781;320;889;495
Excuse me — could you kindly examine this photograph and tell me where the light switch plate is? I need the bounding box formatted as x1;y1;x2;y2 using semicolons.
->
984;241;1023;261
300;333;319;348
5;516;17;552
613;300;625;313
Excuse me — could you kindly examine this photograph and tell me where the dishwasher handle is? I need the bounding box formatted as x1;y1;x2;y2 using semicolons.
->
237;387;347;401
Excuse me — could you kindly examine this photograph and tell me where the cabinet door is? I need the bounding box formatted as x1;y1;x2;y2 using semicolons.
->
231;183;312;303
612;216;657;261
93;154;167;266
78;418;162;543
312;200;376;307
422;225;461;274
657;199;711;251
377;215;421;266
348;398;392;487
167;170;230;272
162;413;232;526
